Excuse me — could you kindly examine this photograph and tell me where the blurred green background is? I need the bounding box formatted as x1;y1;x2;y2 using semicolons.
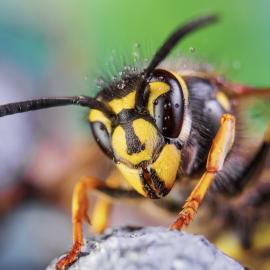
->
1;0;270;88
0;1;270;270
0;0;270;134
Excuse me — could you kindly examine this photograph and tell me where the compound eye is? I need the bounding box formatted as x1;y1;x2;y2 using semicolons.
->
89;109;114;159
152;70;185;138
91;122;114;158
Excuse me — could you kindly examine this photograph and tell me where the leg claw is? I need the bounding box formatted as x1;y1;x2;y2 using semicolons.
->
55;241;82;270
170;211;192;230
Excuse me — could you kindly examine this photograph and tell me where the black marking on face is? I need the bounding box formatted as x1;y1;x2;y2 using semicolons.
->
122;122;145;155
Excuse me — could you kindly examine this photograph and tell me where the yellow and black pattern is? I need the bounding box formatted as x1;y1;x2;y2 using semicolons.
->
88;69;190;199
2;15;270;270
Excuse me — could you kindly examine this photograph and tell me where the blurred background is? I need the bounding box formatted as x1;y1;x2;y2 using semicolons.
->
0;1;270;270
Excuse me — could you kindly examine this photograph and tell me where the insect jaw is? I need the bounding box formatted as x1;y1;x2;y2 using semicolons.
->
116;142;181;199
140;166;171;199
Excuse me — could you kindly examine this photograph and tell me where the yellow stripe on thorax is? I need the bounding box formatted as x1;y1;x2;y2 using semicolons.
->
108;91;136;114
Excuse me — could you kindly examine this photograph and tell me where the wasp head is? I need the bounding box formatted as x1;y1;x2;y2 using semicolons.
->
89;69;190;199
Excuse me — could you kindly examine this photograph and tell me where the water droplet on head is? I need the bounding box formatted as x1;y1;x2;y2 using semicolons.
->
117;82;125;89
96;78;105;89
189;47;196;53
133;43;141;62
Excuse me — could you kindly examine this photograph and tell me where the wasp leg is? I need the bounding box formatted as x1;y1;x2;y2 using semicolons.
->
170;114;236;230
91;170;141;234
218;79;270;99
55;176;138;270
231;124;270;248
237;181;270;249
55;176;101;270
242;181;270;208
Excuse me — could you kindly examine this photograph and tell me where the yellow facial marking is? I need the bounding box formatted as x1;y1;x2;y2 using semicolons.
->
89;109;111;133
147;81;170;116
216;92;231;111
116;163;146;196
112;119;159;165
150;144;180;189
132;118;159;153
108;91;135;114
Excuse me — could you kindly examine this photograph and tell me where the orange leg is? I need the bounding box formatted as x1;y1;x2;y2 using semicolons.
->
56;176;105;270
170;114;236;230
55;173;136;270
215;77;270;98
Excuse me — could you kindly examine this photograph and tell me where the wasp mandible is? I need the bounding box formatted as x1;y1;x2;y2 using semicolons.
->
1;15;270;269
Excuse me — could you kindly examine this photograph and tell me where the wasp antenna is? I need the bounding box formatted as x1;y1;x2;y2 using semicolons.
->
0;96;112;117
135;14;219;111
145;14;218;77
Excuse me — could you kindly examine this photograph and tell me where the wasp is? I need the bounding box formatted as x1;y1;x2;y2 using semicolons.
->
1;15;270;269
